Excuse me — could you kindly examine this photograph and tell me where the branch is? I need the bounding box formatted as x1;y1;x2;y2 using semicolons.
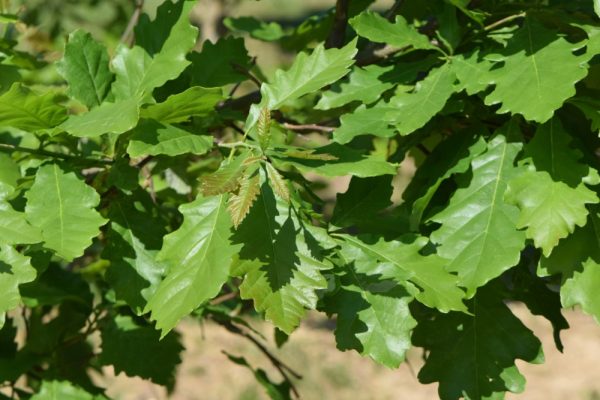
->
0;143;112;165
281;123;335;133
384;0;404;21
326;0;351;49
484;12;526;32
120;0;145;45
216;318;302;398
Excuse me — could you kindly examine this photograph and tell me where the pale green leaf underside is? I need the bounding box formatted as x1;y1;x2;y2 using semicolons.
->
25;164;106;261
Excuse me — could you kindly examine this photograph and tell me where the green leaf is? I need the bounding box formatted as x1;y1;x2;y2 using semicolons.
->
139;86;223;124
103;193;167;315
0;203;42;245
331;175;393;228
413;283;543;400
127;119;213;157
430;134;526;296
59;99;139;138
224;16;286;41
388;63;457;135
0;154;19;200
0;83;67;131
57;30;114;109
403;131;487;229
323;275;416;368
505;170;598;256
315;65;395;110
146;194;240;335
188;37;252;87
269;143;398;178
562;258;600;323
337;234;466;313
333;104;396;144
99;315;183;389
231;182;333;333
481;18;590;123
246;39;357;130
451;50;493;95
350;11;439;51
111;0;197;101
25;164;106;261
30;381;107;400
334;63;457;140
228;167;261;228
0;245;36;328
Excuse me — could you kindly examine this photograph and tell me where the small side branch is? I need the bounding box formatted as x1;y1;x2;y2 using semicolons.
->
484;12;526;32
120;0;145;46
0;143;112;165
281;123;335;133
326;0;351;49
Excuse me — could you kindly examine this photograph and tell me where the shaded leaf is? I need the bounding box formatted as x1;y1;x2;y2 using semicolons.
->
413;283;543;400
99;315;183;389
189;37;252;87
231;182;333;333
269;143;398;178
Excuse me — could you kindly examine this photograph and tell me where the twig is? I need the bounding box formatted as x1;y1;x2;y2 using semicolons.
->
416;143;431;156
120;0;145;45
484;12;526;32
217;319;302;397
326;0;351;49
281;123;335;133
210;291;239;305
0;143;112;165
231;59;261;89
384;0;404;21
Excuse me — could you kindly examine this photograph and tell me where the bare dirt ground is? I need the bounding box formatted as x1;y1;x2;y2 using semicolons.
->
101;305;600;400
